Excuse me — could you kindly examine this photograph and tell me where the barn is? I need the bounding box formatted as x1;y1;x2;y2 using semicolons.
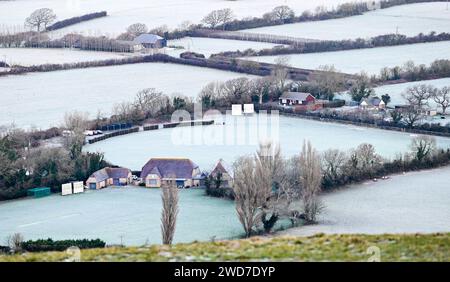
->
141;158;202;188
133;34;167;49
86;167;132;190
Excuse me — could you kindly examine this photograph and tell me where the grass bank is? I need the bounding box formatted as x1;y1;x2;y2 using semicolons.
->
1;233;448;262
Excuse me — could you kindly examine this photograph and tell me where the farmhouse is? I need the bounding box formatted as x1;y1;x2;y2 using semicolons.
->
209;159;234;188
279;92;316;106
134;34;167;49
141;158;202;188
86;167;132;190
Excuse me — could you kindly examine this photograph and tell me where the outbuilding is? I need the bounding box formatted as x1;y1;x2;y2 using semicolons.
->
134;34;167;49
86;167;132;190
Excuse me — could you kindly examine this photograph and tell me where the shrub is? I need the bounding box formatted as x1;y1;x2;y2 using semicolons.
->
21;238;106;252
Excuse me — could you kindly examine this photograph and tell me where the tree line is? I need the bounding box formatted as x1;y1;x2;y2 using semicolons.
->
0;114;110;201
210;32;450;58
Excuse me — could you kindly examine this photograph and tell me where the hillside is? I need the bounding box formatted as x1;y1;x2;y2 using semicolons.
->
1;233;448;262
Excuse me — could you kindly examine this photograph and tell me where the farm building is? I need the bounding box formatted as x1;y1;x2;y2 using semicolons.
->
279;92;315;106
209;159;234;188
86;167;132;190
141;158;202;188
134;34;167;49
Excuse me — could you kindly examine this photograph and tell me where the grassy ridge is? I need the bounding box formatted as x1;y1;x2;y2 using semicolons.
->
1;233;448;262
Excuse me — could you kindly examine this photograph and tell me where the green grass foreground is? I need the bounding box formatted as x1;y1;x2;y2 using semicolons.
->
1;233;449;262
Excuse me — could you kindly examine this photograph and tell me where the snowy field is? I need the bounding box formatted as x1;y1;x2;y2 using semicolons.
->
241;2;450;40
0;63;255;129
280;166;450;237
0;48;132;66
167;37;284;58
0;0;356;36
84;115;450;170
1;166;448;246
246;41;450;75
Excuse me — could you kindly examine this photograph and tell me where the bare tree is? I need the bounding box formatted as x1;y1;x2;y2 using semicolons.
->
322;149;347;185
6;233;24;253
223;77;251;104
270;6;295;21
202;9;234;29
126;23;148;37
133;88;168;118
410;135;436;162
433;86;450;115
161;182;179;245
25;8;56;31
403;107;423;128
299;141;323;223
233;156;264;237
251;77;272;104
63;111;89;132
402;84;436;110
312;65;345;100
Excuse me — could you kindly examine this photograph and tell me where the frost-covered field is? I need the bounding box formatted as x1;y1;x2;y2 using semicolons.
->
242;3;450;40
167;37;284;58
1;166;448;246
280;166;450;237
84;115;450;170
0;0;355;36
0;48;132;66
0;63;255;129
336;77;450;108
0;188;241;246
246;41;450;75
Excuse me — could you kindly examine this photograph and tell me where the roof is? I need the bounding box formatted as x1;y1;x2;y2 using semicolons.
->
89;167;131;182
280;92;313;101
141;158;199;180
134;34;164;44
211;159;233;178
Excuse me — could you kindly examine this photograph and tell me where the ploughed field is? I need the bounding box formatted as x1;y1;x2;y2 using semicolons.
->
245;41;450;75
241;3;450;40
0;63;255;129
1;166;449;247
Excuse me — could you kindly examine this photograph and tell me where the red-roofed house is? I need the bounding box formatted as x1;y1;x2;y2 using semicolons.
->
141;158;202;188
279;92;315;106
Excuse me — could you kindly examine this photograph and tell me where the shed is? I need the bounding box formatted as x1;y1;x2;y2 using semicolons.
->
27;187;51;198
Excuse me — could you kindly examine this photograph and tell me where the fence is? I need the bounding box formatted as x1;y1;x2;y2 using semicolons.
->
88;127;139;144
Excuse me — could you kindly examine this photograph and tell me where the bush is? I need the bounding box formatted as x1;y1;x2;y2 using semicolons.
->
206;187;235;200
46;11;107;31
22;238;106;252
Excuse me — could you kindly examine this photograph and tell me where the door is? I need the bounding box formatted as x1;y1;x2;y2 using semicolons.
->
113;179;120;186
176;180;184;188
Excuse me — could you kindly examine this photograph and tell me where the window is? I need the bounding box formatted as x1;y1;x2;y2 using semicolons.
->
148;179;157;186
